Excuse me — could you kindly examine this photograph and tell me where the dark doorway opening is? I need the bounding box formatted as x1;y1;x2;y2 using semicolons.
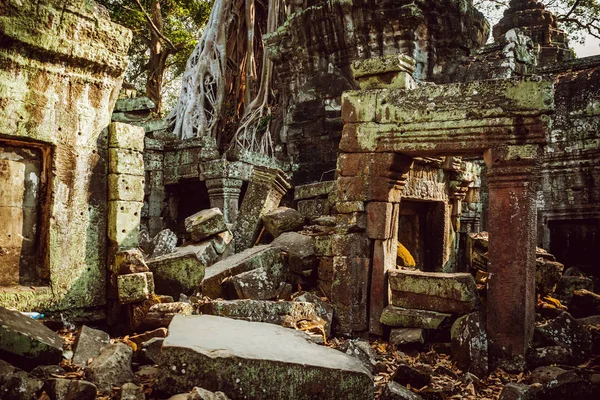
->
549;218;599;276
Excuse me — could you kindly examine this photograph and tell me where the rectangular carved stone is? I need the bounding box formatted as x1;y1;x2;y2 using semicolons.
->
297;199;331;218
369;238;397;335
108;148;144;175
117;272;155;304
294;181;336;200
331;257;370;333
341;91;377;123
336;176;403;203
388;269;480;314
108;122;145;151
366;202;394;239
108;174;145;202
337;152;413;179
380;306;451;329
332;233;370;257
108;201;143;248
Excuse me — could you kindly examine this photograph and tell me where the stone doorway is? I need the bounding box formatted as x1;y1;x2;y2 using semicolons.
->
334;77;554;370
0;142;47;286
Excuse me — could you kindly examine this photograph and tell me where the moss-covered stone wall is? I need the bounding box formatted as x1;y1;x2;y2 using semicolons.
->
0;0;131;311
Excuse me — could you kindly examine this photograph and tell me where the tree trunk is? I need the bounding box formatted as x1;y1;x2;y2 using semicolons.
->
146;0;168;113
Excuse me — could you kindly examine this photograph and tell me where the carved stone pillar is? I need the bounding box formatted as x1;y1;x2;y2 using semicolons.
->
200;160;249;224
486;145;542;371
233;166;291;252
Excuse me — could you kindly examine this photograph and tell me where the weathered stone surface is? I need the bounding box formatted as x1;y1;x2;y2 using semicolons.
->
109;122;145;152
331;257;370;333
380;306;451;329
389;328;425;346
118;272;155;304
212;230;233;255
115;249;149;275
148;243;218;298
109;174;146;202
200;299;320;327
527;345;573;368
338;339;376;373
158;315;372;399
532;311;591;365
109;149;145;175
141;337;164;364
72;325;110;367
451;312;488;378
151;229;178;258
0;359;43;400
498;383;536;400
272;232;317;274
388;270;480;314
115;97;156;113
144;302;194;329
294;292;334;337
29;365;66;381
189;387;231;400
382;382;423;400
108;201;144;248
129;328;168;347
86;343;136;395
294;181;336;200
201;245;281;299
569;289;600;318
185;208;228;242
535;258;564;296
0;307;63;367
391;363;431;390
120;382;145;400
231;264;286;300
297;199;332;219
261;207;305;237
44;378;97;400
528;366;567;385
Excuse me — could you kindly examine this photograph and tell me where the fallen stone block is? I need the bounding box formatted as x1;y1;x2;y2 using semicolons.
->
115;249;149;274
0;307;64;368
86;343;136;395
388;269;480;314
294;181;336;200
44;378;97;400
535;258;564;296
212;230;233;255
272;232;317;274
498;383;536;400
528;366;567;385
148;242;218;298
72;325;111;367
120;382;145;400
118;272;155;304
297;199;332;219
157;315;373;399
527;345;574;369
200;299;320;327
144;302;194;329
0;359;43;400
129;328;168;347
389;328;425;346
141;337;164;364
294;292;334;337
261;207;305;237
230;264;286;300
185;208;228;243
186;386;231;400
29;364;66;381
451;312;488;378
380;306;451;329
391;363;431;390
338;339;376;373
201;245;281;299
382;381;423;400
533;311;591;365
151;229;178;258
555;276;594;303
569;289;600;318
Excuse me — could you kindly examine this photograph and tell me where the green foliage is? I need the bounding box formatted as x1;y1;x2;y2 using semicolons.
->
97;0;212;101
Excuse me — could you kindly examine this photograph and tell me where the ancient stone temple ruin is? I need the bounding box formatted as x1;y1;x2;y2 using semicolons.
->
0;0;599;399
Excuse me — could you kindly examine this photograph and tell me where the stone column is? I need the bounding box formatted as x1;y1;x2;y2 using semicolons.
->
233;166;291;252
486;145;542;371
334;152;413;335
200;160;248;223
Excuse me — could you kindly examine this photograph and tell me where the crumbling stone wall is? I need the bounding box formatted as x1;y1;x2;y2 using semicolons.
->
0;0;131;312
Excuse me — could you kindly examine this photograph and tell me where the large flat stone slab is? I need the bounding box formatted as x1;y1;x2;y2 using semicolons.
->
388;269;480;314
157;315;372;399
200;299;320;326
380;305;451;329
201;245;281;299
0;307;64;368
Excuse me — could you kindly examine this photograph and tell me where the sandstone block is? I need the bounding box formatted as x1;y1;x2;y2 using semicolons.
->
331;257;370;333
535;258;564;296
201;245;281;299
150;229;178;258
44;378;97;400
366;202;394;239
335;201;365;214
318;256;334;282
380;306;451;329
109;148;144;175
388;269;480;314
0;307;63;367
119;382;145;400
341;91;377;123
212;230;233;255
148;243;218;298
332;233;370;257
451;312;488;378
157;315;373;399
114;97;156;113
114;248;149;275
72;325;110;367
86;343;136;395
297;199;331;219
382;381;423;400
391;363;431;389
389;328;425;346
314;235;333;257
272;232;317;274
0;360;43;400
118;272;155;304
109;174;145;202
336;211;367;232
294;181;336;200
184;208;227;242
295;292;335;337
533;312;591;365
231;264;286;300
108;201;143;248
261;207;305;237
109;122;145;151
189;387;231;400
